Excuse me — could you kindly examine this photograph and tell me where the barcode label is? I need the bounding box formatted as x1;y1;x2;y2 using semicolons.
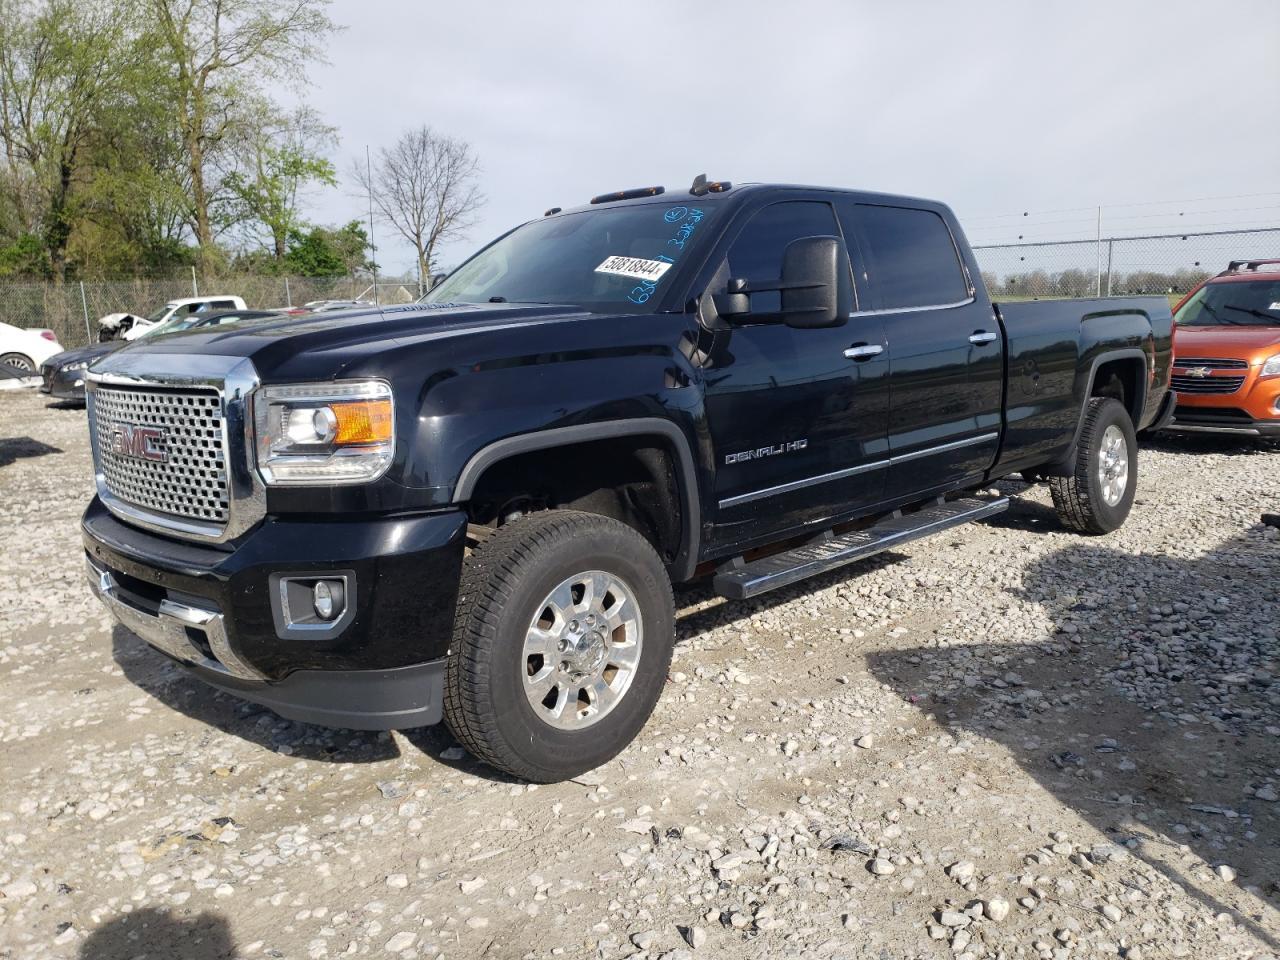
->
594;255;673;282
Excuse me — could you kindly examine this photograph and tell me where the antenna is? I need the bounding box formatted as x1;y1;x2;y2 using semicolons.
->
366;144;379;306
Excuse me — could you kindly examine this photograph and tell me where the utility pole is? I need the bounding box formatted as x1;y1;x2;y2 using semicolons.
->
366;144;379;307
1094;206;1102;297
79;281;91;343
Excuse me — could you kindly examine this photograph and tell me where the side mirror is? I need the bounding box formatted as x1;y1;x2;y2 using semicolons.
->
779;235;851;328
711;235;851;328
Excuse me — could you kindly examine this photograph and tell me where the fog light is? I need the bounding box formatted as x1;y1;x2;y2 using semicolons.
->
271;572;353;637
313;581;336;619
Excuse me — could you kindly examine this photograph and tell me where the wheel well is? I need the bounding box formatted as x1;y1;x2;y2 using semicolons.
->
463;436;684;566
1090;357;1144;425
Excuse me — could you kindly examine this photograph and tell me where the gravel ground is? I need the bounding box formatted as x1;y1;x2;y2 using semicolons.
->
1;388;1278;960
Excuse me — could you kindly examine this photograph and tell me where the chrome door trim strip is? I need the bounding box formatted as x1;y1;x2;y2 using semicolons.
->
719;459;890;509
887;431;999;465
718;431;1000;509
846;296;975;319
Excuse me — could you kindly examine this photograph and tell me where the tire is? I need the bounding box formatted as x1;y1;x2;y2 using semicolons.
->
0;352;35;373
443;510;675;782
1049;397;1137;535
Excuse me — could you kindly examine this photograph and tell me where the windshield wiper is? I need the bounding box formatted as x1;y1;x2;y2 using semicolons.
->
1223;304;1280;324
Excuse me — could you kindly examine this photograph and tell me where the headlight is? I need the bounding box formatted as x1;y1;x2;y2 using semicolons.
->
64;361;88;372
253;380;394;485
1260;353;1280;378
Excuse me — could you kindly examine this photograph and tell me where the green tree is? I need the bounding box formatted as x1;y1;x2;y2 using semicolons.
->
148;0;338;278
0;0;135;279
225;104;337;265
285;220;372;277
72;30;197;276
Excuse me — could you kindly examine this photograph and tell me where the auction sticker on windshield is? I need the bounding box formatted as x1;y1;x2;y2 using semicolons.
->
595;256;674;282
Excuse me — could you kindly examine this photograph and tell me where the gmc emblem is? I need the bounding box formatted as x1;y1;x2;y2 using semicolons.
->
109;422;168;463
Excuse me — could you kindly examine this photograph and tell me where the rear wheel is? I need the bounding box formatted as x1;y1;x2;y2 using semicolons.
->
1049;397;1137;534
0;352;34;372
443;510;674;782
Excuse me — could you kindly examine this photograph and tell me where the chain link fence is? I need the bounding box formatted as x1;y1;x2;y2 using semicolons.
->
973;227;1280;302
5;227;1279;348
0;276;425;348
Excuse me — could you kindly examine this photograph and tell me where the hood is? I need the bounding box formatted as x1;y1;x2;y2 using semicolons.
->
47;341;121;367
99;302;599;382
1174;324;1280;361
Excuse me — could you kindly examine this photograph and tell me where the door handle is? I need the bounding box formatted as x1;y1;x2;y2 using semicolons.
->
969;330;998;345
843;344;884;361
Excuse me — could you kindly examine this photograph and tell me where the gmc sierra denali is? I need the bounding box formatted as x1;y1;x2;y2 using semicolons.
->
82;178;1175;782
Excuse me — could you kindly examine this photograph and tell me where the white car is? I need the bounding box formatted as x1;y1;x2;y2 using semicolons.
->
119;295;247;341
0;321;64;373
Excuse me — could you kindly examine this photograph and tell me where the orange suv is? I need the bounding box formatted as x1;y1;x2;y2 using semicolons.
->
1168;259;1280;438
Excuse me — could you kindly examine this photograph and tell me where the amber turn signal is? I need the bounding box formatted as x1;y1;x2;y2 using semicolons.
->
332;399;393;445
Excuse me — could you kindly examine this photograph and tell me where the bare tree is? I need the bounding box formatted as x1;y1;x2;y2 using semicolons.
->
355;127;484;290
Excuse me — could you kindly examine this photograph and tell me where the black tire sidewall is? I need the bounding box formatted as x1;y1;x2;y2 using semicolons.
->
1082;399;1137;532
1;353;34;372
478;520;673;777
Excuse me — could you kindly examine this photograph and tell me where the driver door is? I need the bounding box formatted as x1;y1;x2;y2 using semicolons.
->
704;199;890;552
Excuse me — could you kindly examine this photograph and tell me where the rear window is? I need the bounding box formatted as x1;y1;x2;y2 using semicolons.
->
848;204;968;310
1176;279;1280;327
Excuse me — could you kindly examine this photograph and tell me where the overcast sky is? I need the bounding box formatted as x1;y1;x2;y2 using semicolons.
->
301;0;1280;276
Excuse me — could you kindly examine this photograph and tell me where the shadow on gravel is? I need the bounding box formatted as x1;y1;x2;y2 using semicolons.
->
1143;431;1280;457
79;907;236;959
0;435;61;467
111;625;402;764
866;527;1280;950
979;493;1062;536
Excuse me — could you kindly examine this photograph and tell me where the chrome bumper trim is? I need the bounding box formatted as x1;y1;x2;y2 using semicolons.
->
87;555;263;680
1165;423;1262;436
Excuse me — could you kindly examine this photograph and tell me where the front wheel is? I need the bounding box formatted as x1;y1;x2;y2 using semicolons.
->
1049;397;1137;535
443;510;675;782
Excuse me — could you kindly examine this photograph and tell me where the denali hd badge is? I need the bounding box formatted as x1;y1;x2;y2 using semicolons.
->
109;422;168;463
725;439;808;465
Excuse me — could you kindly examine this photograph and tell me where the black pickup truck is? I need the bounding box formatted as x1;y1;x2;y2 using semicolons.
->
82;178;1175;781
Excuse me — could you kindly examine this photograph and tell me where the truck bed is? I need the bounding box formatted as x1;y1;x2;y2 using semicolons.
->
991;296;1174;474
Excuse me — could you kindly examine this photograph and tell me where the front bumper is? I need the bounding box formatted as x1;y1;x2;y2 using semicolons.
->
39;364;86;400
83;497;468;729
1166;405;1280;437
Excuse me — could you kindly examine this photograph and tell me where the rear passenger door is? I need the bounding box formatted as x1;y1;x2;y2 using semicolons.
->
838;201;1002;496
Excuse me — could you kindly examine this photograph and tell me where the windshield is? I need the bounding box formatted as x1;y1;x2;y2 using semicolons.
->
143;304;177;323
139;316;202;338
425;201;720;312
1176;279;1280;327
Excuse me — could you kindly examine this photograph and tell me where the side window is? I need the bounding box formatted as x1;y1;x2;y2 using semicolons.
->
845;204;968;310
725;201;842;313
180;303;204;316
212;300;236;309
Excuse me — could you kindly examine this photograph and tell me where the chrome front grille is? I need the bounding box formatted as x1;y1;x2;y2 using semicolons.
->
90;384;230;526
1172;356;1248;370
1170;374;1246;394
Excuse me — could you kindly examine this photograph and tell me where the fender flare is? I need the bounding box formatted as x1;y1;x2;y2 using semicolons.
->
1070;347;1150;448
453;418;702;581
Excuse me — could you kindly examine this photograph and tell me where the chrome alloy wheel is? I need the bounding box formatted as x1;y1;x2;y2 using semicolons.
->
1098;424;1129;506
522;570;643;730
